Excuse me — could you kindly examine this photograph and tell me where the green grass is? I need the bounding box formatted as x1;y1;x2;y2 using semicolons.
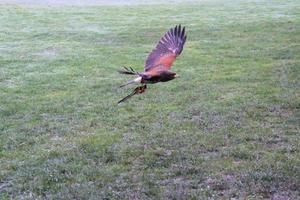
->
1;0;300;199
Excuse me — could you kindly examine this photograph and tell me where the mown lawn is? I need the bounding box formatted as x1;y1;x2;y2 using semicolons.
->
0;0;299;199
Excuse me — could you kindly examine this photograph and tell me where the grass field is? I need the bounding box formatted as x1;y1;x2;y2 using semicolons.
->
1;0;300;199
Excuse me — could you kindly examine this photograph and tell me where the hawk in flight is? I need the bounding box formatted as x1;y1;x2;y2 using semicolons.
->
118;25;187;104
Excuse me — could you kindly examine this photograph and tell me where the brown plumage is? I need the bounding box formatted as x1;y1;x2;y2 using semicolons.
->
118;25;187;104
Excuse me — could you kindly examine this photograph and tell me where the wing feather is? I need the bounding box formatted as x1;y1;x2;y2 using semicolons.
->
144;25;187;72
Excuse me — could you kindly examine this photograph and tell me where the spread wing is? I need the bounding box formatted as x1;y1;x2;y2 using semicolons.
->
144;25;187;72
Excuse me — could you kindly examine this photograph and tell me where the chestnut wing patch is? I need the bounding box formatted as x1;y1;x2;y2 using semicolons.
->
144;25;187;72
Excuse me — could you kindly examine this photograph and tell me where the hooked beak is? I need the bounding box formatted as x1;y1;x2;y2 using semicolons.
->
174;74;180;78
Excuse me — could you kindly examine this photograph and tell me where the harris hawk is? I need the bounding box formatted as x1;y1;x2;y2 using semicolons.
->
118;25;187;104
